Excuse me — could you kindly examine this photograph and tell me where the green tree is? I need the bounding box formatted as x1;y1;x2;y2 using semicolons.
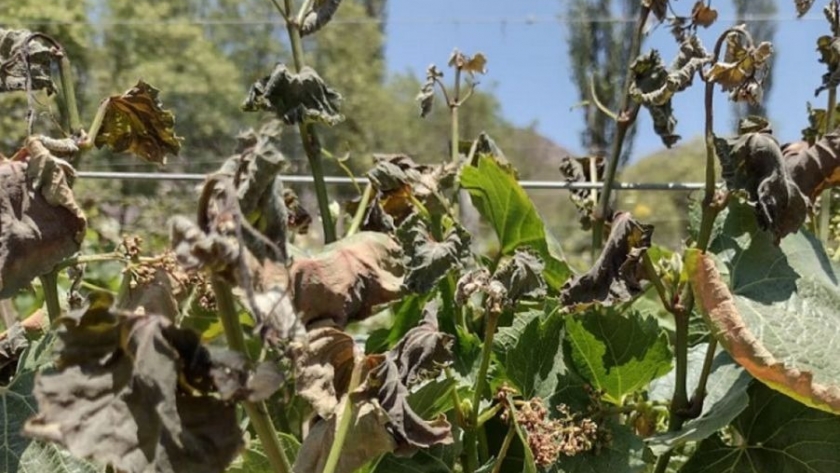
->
566;0;640;163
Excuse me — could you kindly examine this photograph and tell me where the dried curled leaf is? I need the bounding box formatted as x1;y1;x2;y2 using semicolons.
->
0;137;86;298
290;231;404;329
816;34;840;96
416;64;441;118
448;49;488;75
243;64;343;126
170;161;297;341
493;249;547;304
396;213;471;293
23;298;253;473
800;102;840;144
366;153;457;224
691;1;718;28
293;309;453;472
560;212;653;306
0;29;55;93
559;155;605;230
714;131;807;242
299;0;343;37
0;321;28;385
94;80;182;165
284;188;311;234
714;124;840;242
644;0;669;22
706;28;773;104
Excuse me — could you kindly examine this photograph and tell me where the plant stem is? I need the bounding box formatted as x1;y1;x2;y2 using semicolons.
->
278;0;336;244
211;276;292;473
491;424;516;473
56;251;125;271
464;308;501;473
690;338;718;409
346;183;372;237
40;271;61;322
591;6;650;251
323;362;363;473
642;252;670;310
450;66;462;164
57;54;81;135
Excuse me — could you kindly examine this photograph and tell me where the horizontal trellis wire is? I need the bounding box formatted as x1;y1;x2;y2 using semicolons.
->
76;171;711;191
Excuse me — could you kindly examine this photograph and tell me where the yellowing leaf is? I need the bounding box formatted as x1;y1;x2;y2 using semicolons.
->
706;29;773;104
688;236;840;414
94;80;182;165
447;49;487;74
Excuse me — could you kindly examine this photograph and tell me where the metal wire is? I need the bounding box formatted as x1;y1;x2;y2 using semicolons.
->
75;171;709;190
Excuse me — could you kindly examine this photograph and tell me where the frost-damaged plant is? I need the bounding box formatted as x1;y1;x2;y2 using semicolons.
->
6;1;840;473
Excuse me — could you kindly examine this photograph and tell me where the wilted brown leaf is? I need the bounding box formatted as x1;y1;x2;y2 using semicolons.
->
644;0;669;22
691;1;718;27
795;0;817;17
23;299;251;473
0;137;86;298
299;0;343;37
448;49;488;74
94;80;181;165
706;29;773;104
559;155;605;230
293;327;357;417
416;64;441;118
396;213;471;293
367;153;457;224
0;29;55;93
560;212;653;306
290;231;404;329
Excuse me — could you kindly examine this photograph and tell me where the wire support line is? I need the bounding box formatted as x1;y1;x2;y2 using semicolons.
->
75;171;712;191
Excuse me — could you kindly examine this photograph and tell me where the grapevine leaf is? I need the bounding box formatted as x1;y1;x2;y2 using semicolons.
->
294;314;453;473
564;308;672;405
365;294;429;354
367;153;457;224
416;65;441;118
816;34;840;96
448;50;487;75
1;333;104;473
242;64;343;126
93;80;181;164
299;0;343;37
560;212;652;307
706;28;773;104
558;155;605;230
680;383;840;473
500;312;584;406
691;1;718;28
371;443;461;473
397;213;470;293
785;128;840;202
643;0;669;22
0;138;86;298
800;102;840;144
630;36;709;147
691;201;840;413
227;434;300;473
23;301;246;473
0;29;55;93
646;352;752;455
291;231;404;328
460;155;571;290
492;249;547;304
0;322;27;384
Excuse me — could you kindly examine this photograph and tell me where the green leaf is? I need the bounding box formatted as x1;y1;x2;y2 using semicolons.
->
681;382;840;473
227;434;300;473
460;155;571;290
242;64;343;126
692;200;840;413
647;352;752;455
94;80;182;165
565;309;672;404
371;443;460;473
548;420;646;473
501;312;570;401
408;377;457;420
0;334;103;473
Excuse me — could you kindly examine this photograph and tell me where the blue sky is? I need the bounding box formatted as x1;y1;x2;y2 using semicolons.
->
384;1;825;161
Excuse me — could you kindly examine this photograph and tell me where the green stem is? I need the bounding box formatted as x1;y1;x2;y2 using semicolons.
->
476;403;503;427
491;424;517;473
211;276;292;473
642;252;670;310
277;0;336;244
40;271;61;322
57;54;81;135
670;300;690;426
690;338;718;409
591;6;650;251
346;183;372;237
323;362;363;473
56;251;125;271
445;367;467;428
451;66;461;164
465;308;500;473
82;99;111;151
